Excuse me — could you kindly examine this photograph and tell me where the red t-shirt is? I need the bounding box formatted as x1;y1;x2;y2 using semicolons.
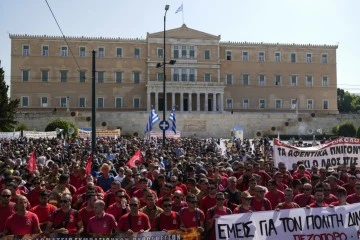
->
275;202;300;209
233;205;255;213
171;201;188;213
199;195;216;214
4;211;40;235
49;209;82;233
347;194;360;204
265;191;284;210
117;212;150;232
27;189;42;207
324;194;338;205
106;203;127;220
30;203;57;223
294;194;314;207
309;202;328;208
152;211;180;231
250;198;272;211
205;207;232;240
342;183;355;195
179;208;205;228
87;213;117;234
79;207;95;232
0;203;15;232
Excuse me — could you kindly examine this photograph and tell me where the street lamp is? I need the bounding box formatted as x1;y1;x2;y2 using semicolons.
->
157;4;176;147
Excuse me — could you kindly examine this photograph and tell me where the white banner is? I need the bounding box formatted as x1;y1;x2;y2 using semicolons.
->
273;137;360;169
150;130;181;139
0;131;21;139
216;203;360;240
23;131;57;139
77;129;121;138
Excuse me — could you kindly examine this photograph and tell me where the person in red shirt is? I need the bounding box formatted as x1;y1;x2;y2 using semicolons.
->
308;190;328;208
273;172;288;192
179;194;205;234
199;181;217;214
277;162;293;186
79;192;97;233
152;198;180;231
106;189;129;220
0;189;15;232
275;188;300;209
73;176;104;204
250;185;272;211
327;175;341;196
294;183;314;207
172;190;187;213
117;197;151;236
27;179;47;207
103;180;123;208
87;200;117;235
292;165;311;181
1;195;41;236
45;193;83;235
265;179;284;209
252;163;271;187
347;182;360;204
30;190;57;231
132;178;157;208
323;183;338;204
157;183;173;207
170;176;188;196
330;187;348;206
342;175;356;195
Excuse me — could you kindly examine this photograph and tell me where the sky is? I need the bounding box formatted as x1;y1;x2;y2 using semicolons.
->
1;0;359;93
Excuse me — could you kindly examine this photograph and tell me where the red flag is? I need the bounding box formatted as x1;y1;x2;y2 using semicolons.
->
126;149;142;168
27;150;37;173
85;155;92;176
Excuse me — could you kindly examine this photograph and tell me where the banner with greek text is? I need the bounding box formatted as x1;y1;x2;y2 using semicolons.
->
0;227;200;240
78;129;121;138
0;131;21;139
216;203;360;240
150;130;181;139
273;137;360;169
23;131;57;139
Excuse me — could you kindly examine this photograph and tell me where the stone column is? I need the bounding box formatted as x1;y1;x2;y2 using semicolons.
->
147;92;151;111
204;93;208;112
172;92;175;109
197;93;200;111
213;93;217;112
155;92;159;111
220;93;224;112
189;93;192;112
180;92;184;112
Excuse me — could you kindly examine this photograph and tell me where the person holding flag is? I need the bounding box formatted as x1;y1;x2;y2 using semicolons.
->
145;108;160;134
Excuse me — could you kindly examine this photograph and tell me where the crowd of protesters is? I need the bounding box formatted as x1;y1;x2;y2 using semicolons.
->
0;136;360;238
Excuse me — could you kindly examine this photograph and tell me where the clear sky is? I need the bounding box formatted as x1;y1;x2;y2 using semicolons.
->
1;0;359;93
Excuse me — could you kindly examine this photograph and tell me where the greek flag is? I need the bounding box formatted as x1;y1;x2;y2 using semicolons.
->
175;4;183;14
168;108;176;134
145;109;160;133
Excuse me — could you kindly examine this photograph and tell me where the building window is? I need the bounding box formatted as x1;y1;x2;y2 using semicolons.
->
242;52;249;61
21;96;29;107
115;97;122;109
323;100;329;110
226;74;233;85
42;45;49;56
275;99;282;109
181;69;187;81
133;98;140;109
79;97;86;108
275;52;281;62
23;45;30;56
116;47;123;58
173;68;179;81
258;52;265;62
290;53;297;63
204;73;211;82
41;70;49;82
80;47;86;57
204;50;210;60
97;71;104;83
307;99;313;109
98;47;105;58
243;99;249;109
115;72;122;83
258;74;265;86
174;46;179;59
134;48;140;58
97;98;104;108
157;48;163;58
290;75;297;86
322;53;328;63
60;97;68;108
322;76;328;87
306;53;312;63
226;51;232;60
243;74;249;85
291;99;298;109
157;72;164;81
133;72;140;84
306;75;313;87
79;71;86;83
275;75;281;86
61;46;68;57
189;46;195;59
259;99;266;109
41;97;48;107
226;99;233;109
60;70;68;82
22;70;30;81
181;45;187;58
189;68;195;81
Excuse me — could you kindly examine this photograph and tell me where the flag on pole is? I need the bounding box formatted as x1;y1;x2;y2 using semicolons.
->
85;155;92;176
145;109;160;133
27;149;37;173
175;4;183;13
168;108;176;134
291;98;298;109
126;149;142;168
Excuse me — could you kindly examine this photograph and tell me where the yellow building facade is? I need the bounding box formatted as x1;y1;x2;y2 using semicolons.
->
10;24;338;115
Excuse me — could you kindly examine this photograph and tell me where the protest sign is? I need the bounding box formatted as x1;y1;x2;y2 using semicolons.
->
216;203;360;240
150;130;181;139
23;131;57;139
0;131;21;139
273;137;360;169
78;129;121;138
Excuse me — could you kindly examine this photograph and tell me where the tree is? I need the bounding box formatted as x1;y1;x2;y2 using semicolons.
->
337;88;360;113
356;126;360;138
0;67;20;131
337;121;356;137
45;118;78;138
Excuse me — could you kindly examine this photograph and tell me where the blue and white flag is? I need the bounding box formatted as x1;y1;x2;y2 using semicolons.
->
168;108;176;134
145;109;160;133
175;4;183;14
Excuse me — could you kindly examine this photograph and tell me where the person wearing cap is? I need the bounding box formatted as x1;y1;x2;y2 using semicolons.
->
346;181;360;204
275;188;300;210
97;164;115;192
0;189;15;233
79;192;97;233
87;200;117;235
29;190;57;231
233;192;255;213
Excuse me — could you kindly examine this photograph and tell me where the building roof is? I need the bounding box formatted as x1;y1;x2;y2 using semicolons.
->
147;24;221;40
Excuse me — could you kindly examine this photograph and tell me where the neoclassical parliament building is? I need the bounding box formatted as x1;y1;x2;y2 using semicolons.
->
10;24;338;115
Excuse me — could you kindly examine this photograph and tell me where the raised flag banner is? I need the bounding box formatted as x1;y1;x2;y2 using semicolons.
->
169;108;177;134
273;137;360;169
27;150;37;173
216;202;360;240
145;109;160;133
85;155;92;175
175;4;183;13
126;149;142;168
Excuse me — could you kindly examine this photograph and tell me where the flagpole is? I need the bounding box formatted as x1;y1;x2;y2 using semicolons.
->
182;3;184;24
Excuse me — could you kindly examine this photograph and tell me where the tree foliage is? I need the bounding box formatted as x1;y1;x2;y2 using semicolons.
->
0;67;20;131
45;118;78;137
337;121;357;137
356;127;360;138
337;88;360;113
